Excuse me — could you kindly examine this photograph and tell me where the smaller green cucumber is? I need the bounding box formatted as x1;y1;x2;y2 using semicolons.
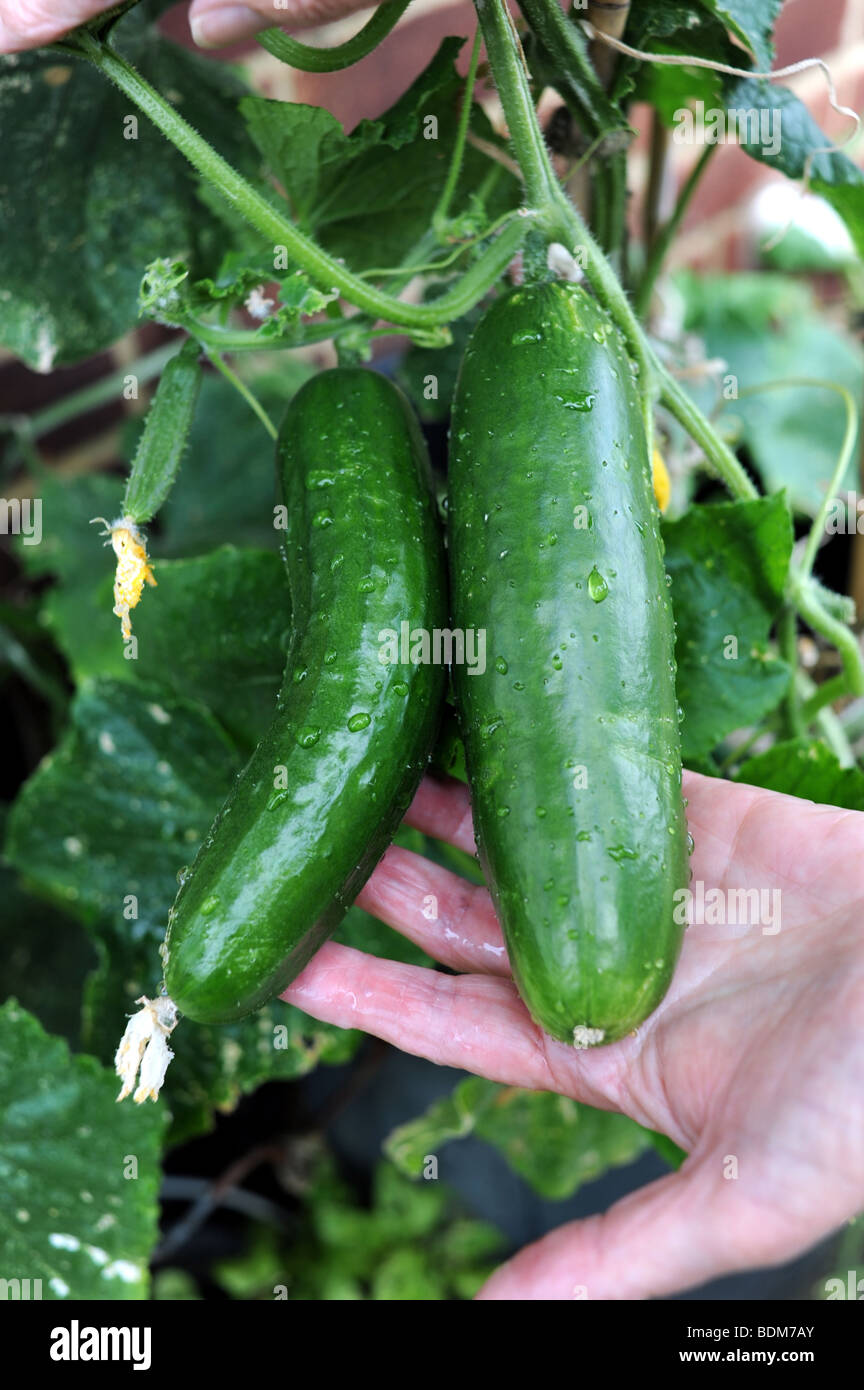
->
162;368;446;1024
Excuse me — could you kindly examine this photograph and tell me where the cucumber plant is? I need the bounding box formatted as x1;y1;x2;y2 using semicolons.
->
1;0;863;1301
52;0;864;1082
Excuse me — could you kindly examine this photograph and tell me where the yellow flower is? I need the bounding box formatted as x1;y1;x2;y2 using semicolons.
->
92;516;157;639
652;448;671;514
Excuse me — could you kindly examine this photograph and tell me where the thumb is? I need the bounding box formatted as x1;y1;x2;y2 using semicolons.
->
0;0;113;53
476;1158;756;1301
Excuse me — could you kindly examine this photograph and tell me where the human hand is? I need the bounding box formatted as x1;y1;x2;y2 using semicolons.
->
283;769;864;1300
0;0;379;55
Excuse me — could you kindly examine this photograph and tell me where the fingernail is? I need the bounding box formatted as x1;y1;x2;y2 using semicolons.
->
191;4;264;49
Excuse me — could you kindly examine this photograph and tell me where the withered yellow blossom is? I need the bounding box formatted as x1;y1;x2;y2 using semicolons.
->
652;448;671;514
92;515;157;639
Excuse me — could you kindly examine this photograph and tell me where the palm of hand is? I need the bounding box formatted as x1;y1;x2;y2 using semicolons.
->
284;771;864;1300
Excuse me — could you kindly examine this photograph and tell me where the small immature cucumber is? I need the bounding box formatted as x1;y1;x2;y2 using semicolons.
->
123;337;202;525
449;282;689;1046
163;368;445;1024
93;340;202;642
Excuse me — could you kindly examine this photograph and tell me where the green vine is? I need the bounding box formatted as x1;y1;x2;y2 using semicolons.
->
71;30;529;332
257;0;411;74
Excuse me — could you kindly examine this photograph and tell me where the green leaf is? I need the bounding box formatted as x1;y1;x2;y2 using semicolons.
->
736;738;864;808
724;78;864;257
679;272;864;514
119;547;290;749
153;1269;200;1299
698;0;782;68
3;677;360;1142
18;472;127;684
372;1248;444;1300
4;678;239;939
0;6;258;368
241;38;518;272
0;1000;166;1300
0;844;97;1046
385;1078;649;1200
613;1;736;108
163;254;339;336
215;1156;501;1299
638;41;724;126
0;602;69;716
663;495;793;761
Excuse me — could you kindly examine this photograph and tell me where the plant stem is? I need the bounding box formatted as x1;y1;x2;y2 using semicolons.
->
207;353;278;440
799;672;853;724
474;0;562;213
365;208;518;278
789;577;864;699
643;109;668;252
74;31;528;330
595;152;628;263
257;0;410;73
717;721;774;773
433;27;483;235
183;315;365;353
796;671;855;765
636;144;715;319
779;605;804;737
798;384;856;580
660;370;758;499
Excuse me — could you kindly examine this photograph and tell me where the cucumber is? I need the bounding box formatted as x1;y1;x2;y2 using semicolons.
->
448;282;689;1046
162;368;446;1024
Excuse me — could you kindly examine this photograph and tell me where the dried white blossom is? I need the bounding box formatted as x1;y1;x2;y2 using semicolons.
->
547;242;585;283
245;286;275;321
115;996;178;1103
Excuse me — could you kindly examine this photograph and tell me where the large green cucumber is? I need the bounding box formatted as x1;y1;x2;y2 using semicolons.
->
449;282;689;1046
163;368;445;1024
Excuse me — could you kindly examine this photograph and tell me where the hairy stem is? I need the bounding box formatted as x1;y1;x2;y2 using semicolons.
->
207;354;278;440
75;31;527;329
257;0;410;73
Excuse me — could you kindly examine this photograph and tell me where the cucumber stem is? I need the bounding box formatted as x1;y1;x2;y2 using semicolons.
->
73;30;529;331
256;0;411;73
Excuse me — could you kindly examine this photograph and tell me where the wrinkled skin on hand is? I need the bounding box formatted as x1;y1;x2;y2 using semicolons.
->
283;770;864;1300
0;0;379;53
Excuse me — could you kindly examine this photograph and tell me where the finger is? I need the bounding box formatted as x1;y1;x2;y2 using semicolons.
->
189;0;379;48
356;844;509;975
476;1157;754;1301
683;769;864;926
283;941;625;1108
0;0;111;52
403;774;477;856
